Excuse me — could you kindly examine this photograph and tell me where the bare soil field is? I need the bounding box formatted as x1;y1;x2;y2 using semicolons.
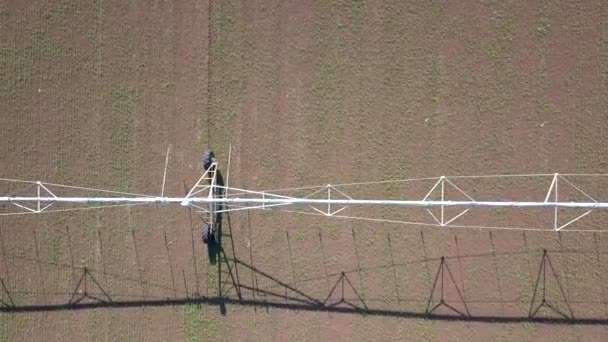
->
1;0;608;341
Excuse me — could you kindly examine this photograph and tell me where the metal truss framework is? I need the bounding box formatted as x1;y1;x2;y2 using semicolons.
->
1;171;607;232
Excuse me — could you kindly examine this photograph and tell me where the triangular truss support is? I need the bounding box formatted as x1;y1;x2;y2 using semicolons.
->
323;272;368;311
545;173;596;231
528;250;574;319
423;176;475;226
425;256;471;317
69;267;112;305
0;277;15;309
306;185;353;217
184;162;218;205
9;181;57;214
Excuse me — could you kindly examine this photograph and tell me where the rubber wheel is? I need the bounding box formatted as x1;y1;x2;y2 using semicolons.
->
209;224;216;244
212;223;218;243
203;149;215;170
202;224;211;244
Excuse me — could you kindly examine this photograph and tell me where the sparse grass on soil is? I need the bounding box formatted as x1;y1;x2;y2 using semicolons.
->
1;0;607;340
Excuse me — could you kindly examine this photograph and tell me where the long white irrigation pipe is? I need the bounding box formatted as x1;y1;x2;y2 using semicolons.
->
1;196;608;209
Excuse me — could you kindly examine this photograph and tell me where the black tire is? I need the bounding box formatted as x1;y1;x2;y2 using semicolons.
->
202;223;211;244
208;223;217;243
211;222;218;243
203;149;215;171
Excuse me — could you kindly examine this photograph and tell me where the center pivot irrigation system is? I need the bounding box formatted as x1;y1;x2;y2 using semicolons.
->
1;149;608;243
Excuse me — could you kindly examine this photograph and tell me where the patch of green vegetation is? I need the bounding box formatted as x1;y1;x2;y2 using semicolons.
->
352;0;366;19
477;1;516;112
318;0;335;12
303;0;352;177
88;310;102;342
109;85;138;193
427;56;442;104
0;47;10;80
424;110;442;128
421;53;448;161
307;90;344;182
497;321;537;341
110;87;138;124
47;236;61;264
325;224;342;241
208;0;244;150
378;2;423;177
482;3;514;70
183;304;218;342
0;313;14;342
84;211;98;233
51;154;62;173
293;255;320;284
158;81;174;95
106;312;139;341
82;211;104;268
466;1;517;166
291;227;307;243
0;43;34;102
33;28;60;57
310;59;343;144
522;321;537;330
535;17;552;37
93;0;104;81
1;0;87;103
516;282;531;310
184;304;204;342
313;62;340;93
207;264;219;296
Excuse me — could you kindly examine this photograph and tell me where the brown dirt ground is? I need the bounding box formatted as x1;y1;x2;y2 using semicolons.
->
1;0;608;341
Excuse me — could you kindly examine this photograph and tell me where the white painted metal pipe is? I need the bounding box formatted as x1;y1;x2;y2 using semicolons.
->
1;197;608;209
